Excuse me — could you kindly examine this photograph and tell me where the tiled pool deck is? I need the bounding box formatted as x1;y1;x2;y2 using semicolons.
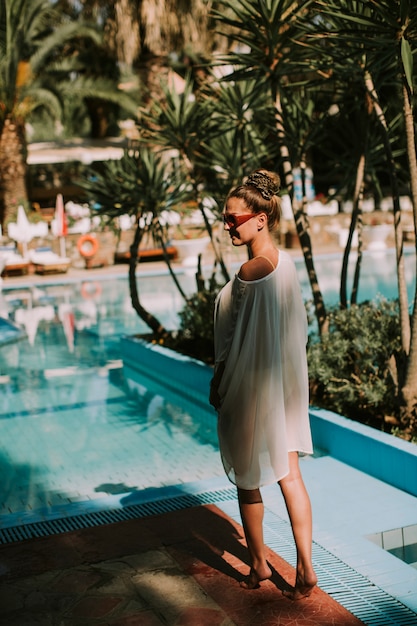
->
0;497;365;626
1;454;417;624
1;257;417;624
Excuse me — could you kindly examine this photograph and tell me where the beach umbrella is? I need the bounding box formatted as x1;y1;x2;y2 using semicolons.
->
52;194;68;257
7;205;34;257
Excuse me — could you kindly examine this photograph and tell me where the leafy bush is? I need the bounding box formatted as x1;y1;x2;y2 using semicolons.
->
173;275;222;364
179;285;218;344
307;298;403;432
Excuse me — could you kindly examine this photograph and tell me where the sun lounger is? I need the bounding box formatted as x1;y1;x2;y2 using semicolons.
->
0;247;30;277
28;249;71;275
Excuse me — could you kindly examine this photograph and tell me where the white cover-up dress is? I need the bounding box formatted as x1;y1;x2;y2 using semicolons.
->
214;250;313;490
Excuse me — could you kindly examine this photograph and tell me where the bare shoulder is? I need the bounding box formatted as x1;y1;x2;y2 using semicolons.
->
238;256;275;281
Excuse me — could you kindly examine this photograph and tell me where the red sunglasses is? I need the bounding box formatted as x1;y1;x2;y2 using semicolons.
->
223;213;256;228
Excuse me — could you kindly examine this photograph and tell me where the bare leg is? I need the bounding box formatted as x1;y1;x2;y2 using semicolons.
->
237;487;272;588
279;451;317;599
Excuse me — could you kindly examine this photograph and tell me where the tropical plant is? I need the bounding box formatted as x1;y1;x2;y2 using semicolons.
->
0;0;57;224
0;0;137;228
175;259;222;363
82;70;282;344
138;75;229;280
80;147;191;336
307;299;409;435
139;73;283;283
211;0;417;431
200;78;279;192
59;0;227;78
30;29;135;139
299;0;417;435
212;0;328;333
54;0;139;79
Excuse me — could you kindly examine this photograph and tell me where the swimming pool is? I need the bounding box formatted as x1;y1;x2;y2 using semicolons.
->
297;246;416;306
0;248;415;526
0;271;224;526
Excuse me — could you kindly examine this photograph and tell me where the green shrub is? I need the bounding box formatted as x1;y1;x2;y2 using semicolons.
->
307;298;403;431
178;285;219;345
168;274;222;364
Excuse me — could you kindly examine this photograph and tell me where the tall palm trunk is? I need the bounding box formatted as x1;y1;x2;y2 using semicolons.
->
401;82;417;423
275;92;328;335
364;72;410;352
114;0;140;70
128;219;169;337
0;114;28;228
340;152;365;308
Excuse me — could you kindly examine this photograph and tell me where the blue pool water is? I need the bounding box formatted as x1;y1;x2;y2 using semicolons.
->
0;248;415;524
297;247;416;306
0;271;224;524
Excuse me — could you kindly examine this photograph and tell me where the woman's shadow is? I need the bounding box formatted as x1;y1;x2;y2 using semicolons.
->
179;505;291;592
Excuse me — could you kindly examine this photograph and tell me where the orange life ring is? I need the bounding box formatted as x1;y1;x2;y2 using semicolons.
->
81;281;102;299
77;234;99;258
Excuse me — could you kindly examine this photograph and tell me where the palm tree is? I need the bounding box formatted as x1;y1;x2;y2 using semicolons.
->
139;73;282;283
61;0;227;79
83;73;281;338
0;0;56;225
56;0;140;72
302;0;417;432
0;0;137;229
138;75;229;278
212;0;328;333
80;147;191;336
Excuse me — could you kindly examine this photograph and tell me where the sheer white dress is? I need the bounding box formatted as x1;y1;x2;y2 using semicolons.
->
214;250;313;490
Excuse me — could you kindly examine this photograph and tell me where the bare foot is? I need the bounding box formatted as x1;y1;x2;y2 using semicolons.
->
240;563;272;589
282;572;317;600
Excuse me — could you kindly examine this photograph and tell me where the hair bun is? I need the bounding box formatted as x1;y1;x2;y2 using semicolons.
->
245;170;280;200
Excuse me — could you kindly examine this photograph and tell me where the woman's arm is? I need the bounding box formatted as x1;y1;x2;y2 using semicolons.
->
209;361;225;410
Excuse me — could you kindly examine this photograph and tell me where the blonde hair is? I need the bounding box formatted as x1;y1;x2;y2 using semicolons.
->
227;169;281;230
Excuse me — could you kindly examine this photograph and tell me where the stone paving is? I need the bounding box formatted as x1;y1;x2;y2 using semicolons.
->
0;504;364;626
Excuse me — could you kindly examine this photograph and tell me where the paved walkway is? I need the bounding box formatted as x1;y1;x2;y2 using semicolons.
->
0;503;364;626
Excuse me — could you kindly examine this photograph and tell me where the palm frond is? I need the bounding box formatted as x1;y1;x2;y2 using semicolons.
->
61;76;138;117
80;148;191;225
30;22;102;73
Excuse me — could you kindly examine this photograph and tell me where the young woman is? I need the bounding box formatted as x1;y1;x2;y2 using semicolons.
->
210;169;317;600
